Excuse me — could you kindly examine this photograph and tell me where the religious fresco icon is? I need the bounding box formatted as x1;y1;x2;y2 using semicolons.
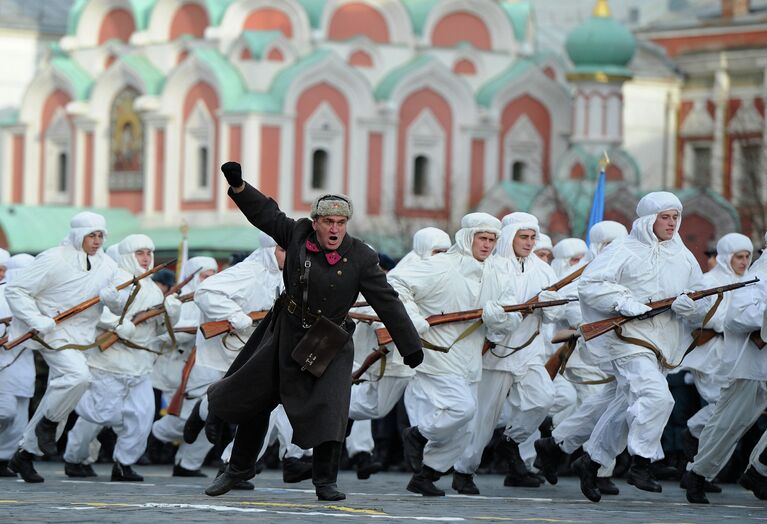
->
109;88;144;190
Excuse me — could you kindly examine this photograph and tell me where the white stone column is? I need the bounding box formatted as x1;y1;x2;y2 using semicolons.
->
711;53;729;196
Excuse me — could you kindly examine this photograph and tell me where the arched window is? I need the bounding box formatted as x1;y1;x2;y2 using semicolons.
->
413;155;429;195
198;146;209;188
57;152;69;193
311;149;328;190
511;161;526;182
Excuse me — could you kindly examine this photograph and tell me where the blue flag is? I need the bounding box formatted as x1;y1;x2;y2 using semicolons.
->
585;167;606;246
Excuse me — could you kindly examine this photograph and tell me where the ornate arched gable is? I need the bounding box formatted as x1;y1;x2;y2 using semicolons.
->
217;0;311;47
320;0;413;46
422;0;516;53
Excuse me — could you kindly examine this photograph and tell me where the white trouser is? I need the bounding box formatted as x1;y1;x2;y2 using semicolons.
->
64;371;154;466
584;353;674;467
550;375;578;427
686;370;729;439
346;419;374;457
0;395;28;459
690;379;767;480
152;392;213;471
748;428;767;478
407;373;477;473
21;348;92;454
349;376;409;421
503;364;556;444
551;379;616;477
221;405;306;463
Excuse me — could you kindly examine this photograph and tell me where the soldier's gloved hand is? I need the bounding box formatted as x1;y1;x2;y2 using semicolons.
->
163;295;182;320
616;297;652;317
538;290;564;322
221;161;243;187
411;315;430;337
481;300;507;330
230;311;253;332
403;349;424;369
115;320;136;341
99;286;123;311
671;293;697;319
31;316;56;335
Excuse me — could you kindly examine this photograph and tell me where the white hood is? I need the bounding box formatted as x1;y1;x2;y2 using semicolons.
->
496;213;541;273
749;231;767;275
449;212;502;258
62;211;108;251
397;227;451;267
180;256;218;294
242;232;280;273
117;234;155;277
586;220;628;261
629;192;684;254
714;233;753;278
5;253;33;283
535;233;553;252
552;238;588;278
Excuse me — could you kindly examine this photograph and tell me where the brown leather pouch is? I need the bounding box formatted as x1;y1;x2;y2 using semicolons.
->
291;316;350;377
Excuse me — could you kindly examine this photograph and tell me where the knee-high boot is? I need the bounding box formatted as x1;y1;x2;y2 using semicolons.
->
312;440;345;501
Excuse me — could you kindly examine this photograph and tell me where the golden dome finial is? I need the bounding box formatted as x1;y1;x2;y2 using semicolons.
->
593;0;611;18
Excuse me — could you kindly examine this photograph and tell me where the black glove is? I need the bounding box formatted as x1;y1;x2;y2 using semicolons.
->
403;349;424;369
221;161;243;187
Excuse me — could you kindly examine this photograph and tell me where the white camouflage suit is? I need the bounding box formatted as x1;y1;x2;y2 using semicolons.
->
689;232;767;481
579;192;705;466
151;256;218;471
64;234;182;467
678;233;753;438
390;213;521;474
6;212;122;456
455;213;561;476
0;253;35;461
346;228;451;459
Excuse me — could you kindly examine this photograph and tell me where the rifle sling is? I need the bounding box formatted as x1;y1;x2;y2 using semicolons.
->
552;335;616;385
682;292;725;359
420;319;483;353
0;346;28;372
353;349;388;384
612;291;724;370
118;282;142;325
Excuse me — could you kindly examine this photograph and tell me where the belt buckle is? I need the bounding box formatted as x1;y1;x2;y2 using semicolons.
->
287;300;297;314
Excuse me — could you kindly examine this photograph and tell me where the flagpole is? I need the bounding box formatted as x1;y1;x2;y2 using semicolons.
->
176;220;189;283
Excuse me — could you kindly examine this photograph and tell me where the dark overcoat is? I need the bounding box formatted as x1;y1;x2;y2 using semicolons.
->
207;183;421;448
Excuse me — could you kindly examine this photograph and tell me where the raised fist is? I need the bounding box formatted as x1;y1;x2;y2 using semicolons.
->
221;161;243;187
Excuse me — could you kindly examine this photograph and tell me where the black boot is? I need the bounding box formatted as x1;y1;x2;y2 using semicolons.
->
534;437;563;485
351;452;382;480
682;428;699;462
739;466;767;500
8;449;43;483
596;476;620;495
680;471;720;492
572;453;601;502
452;471;480;495
64;461;89;478
497;435;540;487
407;464;445;496
81;464;98;477
685;470;709;504
173;464;207;477
627;456;662;493
206;463;254;496
313;441;345;501
283;457;313;483
35;417;59;457
0;460;16;477
401;426;427;472
183;399;206;444
111;463;143;482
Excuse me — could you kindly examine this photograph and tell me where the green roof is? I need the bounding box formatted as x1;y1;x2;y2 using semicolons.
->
51;55;93;100
0;205;140;254
566;14;635;74
477;58;536;107
0;111;19;127
204;0;236;26
400;0;439;36
501;2;531;42
191;47;246;111
241;30;283;59
497;180;545;212
120;55;165;95
375;55;434;101
66;0;89;35
296;0;326;29
266;49;333;109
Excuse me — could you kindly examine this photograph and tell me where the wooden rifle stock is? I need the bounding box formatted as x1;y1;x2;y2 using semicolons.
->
349;312;380;323
579;277;760;342
174;326;197;335
199;310;269;340
750;331;766;350
0;316;10;326
544;329;580;380
166;348;196;417
352;347;389;383
96;292;194;352
4;259;175;351
691;328;719;347
374;297;578;347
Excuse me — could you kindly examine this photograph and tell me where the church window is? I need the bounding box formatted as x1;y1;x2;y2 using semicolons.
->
198;146;209;188
511;161;526;182
692;144;711;188
57;152;68;193
413;156;429;196
311;149;328;190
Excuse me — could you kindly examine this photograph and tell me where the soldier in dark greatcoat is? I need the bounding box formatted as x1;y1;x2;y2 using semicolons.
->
205;161;423;501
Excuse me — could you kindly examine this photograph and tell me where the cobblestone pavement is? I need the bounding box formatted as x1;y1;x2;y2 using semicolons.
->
1;462;765;523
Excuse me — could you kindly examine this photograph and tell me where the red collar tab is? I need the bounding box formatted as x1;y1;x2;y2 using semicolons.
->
305;238;342;266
